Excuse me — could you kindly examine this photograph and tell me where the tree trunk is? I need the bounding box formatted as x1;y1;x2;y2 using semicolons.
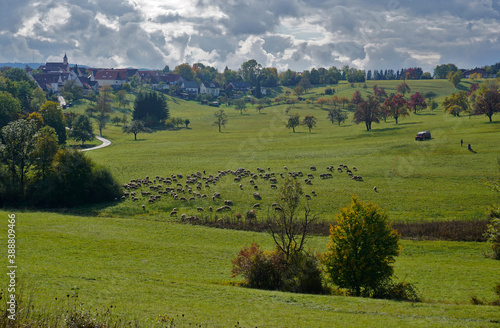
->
134;132;137;140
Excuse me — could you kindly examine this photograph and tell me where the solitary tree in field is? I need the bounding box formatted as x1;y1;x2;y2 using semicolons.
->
286;113;300;133
268;177;317;261
350;90;364;105
353;95;382;131
316;98;328;109
442;91;469;117
212;109;228;132
234;98;247;115
396;82;411;97
327;108;348;126
409;92;427;113
122;120;152;140
323;196;400;296
382;94;410;124
474;87;500;122
302;115;317;133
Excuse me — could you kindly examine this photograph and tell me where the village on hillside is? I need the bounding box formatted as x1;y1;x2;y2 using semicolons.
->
25;54;265;104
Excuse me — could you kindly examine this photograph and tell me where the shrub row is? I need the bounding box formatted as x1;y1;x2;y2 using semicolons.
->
181;214;490;242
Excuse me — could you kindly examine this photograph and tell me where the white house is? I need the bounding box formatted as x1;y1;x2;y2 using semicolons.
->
200;81;221;96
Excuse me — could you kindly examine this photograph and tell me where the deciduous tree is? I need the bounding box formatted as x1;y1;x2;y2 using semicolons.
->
409;92;427;113
212;109;228;132
382;94;410;124
353;95;382;131
234;98;247;115
442;91;470;117
40;101;67;144
268;177;317;261
32;126;59;179
122;120;152;140
396;82;411;97
474;87;500;122
0;119;38;190
0;91;21;128
71;114;95;146
323;196;400;296
286;113;300;133
302;115;317;133
327;108;348;126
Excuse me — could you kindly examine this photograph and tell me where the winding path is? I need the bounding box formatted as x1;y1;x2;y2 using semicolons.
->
80;136;112;152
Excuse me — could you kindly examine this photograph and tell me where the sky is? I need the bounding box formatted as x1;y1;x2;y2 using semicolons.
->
1;0;499;73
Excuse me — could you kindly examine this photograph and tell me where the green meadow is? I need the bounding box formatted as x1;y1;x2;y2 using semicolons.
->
1;79;499;327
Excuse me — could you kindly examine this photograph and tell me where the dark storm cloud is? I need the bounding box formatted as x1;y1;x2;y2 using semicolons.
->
0;0;32;31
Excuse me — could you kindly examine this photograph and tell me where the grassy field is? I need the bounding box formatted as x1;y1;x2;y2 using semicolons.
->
1;79;499;327
1;211;499;327
73;79;500;223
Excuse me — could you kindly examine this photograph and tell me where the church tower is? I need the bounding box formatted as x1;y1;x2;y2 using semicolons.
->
63;53;69;71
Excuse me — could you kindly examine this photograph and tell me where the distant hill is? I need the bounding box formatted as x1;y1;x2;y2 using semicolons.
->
0;62;93;69
0;62;44;69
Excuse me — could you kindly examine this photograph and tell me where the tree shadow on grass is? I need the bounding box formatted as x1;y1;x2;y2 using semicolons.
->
397;121;423;125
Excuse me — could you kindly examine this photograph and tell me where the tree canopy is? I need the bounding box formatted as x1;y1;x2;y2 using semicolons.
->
133;91;169;126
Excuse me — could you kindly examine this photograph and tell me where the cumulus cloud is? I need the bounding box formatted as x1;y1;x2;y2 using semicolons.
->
0;0;499;72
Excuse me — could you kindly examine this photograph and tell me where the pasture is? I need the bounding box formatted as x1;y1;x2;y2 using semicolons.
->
83;80;499;223
1;79;499;327
0;211;499;327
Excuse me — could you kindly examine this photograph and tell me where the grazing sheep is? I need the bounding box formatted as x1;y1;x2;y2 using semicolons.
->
253;203;261;209
283;166;288;170
254;185;259;190
170;210;178;217
239;184;243;190
224;200;233;206
180;197;188;202
142;205;145;210
274;206;283;212
310;166;317;171
197;207;204;212
189;197;196;201
307;174;314;179
352;166;357;171
270;184;277;189
180;214;186;220
209;206;213;212
373;186;378;192
271;203;279;208
253;192;262;200
311;190;316;196
305;194;311;200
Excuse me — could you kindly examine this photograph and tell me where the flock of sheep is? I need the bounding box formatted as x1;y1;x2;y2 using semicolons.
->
119;164;365;218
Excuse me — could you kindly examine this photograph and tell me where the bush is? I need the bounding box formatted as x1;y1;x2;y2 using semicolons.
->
231;243;326;294
26;149;122;207
484;216;500;259
231;243;284;290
